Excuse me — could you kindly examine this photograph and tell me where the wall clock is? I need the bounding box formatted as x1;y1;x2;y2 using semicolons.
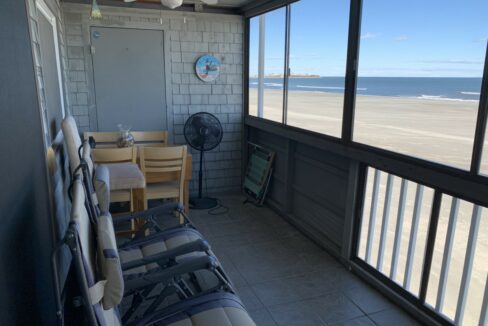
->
195;55;220;82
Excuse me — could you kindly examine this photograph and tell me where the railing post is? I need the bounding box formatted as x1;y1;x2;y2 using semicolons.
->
435;197;459;311
419;190;442;302
455;205;483;325
404;184;424;291
365;168;380;263
480;275;488;326
390;178;408;280
377;174;394;271
342;161;362;261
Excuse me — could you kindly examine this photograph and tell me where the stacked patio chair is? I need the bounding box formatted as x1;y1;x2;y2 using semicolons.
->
62;117;217;267
67;175;256;325
61;116;255;324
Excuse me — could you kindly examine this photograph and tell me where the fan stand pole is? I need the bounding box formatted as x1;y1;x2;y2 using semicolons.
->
198;145;204;199
189;145;218;210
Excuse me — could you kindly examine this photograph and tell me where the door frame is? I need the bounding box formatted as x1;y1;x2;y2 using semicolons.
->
35;0;66;145
86;24;173;140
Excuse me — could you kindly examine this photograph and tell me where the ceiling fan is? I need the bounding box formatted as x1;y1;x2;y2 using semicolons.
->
123;0;218;10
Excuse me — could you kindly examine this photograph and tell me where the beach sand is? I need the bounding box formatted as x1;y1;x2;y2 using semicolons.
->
250;89;480;169
249;89;487;325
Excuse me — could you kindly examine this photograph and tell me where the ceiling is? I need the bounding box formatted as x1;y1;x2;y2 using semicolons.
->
62;0;259;12
183;0;254;7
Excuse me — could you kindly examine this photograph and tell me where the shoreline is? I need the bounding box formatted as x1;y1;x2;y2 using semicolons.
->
248;87;479;103
248;88;480;170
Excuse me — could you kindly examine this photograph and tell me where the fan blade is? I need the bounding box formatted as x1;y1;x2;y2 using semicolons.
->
207;124;221;138
192;117;208;133
201;0;218;5
123;0;137;2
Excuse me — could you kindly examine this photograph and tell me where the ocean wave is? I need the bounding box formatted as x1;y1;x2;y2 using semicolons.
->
249;82;283;87
460;91;480;95
265;82;283;87
416;95;477;102
296;85;367;91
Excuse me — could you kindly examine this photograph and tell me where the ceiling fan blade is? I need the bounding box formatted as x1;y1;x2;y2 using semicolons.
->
161;0;183;9
123;0;137;2
201;0;218;5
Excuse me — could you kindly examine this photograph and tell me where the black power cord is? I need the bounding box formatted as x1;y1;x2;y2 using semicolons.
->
208;198;229;215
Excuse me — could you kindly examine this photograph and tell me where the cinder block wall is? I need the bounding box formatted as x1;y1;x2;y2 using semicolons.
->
62;3;244;194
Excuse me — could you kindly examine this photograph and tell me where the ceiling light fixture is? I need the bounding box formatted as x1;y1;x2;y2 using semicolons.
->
160;0;183;9
123;0;218;9
90;0;102;19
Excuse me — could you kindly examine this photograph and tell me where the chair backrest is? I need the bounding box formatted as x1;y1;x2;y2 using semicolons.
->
69;178;122;325
132;131;169;147
84;131;169;148
140;146;187;199
92;147;137;164
81;141;95;179
61;116;83;174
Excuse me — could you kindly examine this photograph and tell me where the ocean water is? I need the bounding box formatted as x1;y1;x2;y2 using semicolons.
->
249;77;482;102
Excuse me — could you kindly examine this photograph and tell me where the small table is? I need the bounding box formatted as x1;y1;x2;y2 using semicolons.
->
92;146;192;214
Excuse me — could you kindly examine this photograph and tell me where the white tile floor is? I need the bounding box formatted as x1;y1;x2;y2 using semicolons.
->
187;194;423;326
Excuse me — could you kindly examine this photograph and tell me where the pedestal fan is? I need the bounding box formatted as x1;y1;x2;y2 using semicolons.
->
184;112;223;209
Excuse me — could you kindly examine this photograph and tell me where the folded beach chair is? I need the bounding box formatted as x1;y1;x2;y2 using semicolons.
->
92;163;235;321
67;176;256;325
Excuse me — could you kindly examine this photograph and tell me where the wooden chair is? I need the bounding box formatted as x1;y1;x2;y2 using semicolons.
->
84;131;169;148
91;146;143;218
140;146;187;224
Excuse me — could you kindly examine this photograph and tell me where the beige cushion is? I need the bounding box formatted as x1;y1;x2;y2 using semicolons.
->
106;163;145;190
97;214;124;310
94;164;111;214
81;141;95;177
61;116;82;174
146;182;179;199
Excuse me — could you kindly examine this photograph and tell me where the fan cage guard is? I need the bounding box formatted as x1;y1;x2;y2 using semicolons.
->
183;112;223;210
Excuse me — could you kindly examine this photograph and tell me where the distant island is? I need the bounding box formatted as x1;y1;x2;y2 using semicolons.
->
250;73;321;78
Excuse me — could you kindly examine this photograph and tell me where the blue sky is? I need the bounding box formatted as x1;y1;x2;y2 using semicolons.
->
249;0;488;77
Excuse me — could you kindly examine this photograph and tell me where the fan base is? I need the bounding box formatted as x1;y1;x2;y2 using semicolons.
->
189;197;218;210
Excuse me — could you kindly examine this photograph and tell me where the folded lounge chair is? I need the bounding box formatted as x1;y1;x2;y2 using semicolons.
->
61;117;236;321
67;176;256;325
91;163;235;322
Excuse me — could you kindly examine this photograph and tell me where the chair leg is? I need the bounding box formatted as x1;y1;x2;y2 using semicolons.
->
143;189;148;211
130;189;135;232
176;197;184;225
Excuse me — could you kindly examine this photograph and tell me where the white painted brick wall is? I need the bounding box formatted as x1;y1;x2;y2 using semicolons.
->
62;3;244;194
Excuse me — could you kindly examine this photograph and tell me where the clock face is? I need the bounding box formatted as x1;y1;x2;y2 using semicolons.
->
195;55;221;82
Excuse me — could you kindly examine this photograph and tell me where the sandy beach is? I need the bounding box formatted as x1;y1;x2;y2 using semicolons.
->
250;89;480;170
249;89;487;325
